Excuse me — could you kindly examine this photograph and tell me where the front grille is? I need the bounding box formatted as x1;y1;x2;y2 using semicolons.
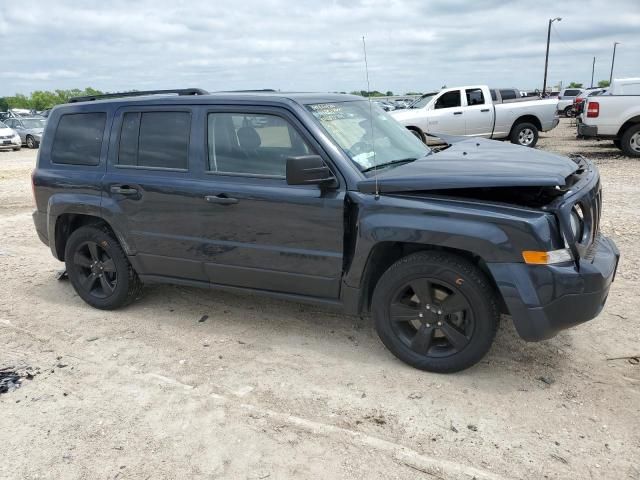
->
554;155;602;261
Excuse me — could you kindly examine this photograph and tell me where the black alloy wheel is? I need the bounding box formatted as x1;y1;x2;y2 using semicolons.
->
72;240;117;298
389;278;474;358
372;252;499;373
64;226;142;309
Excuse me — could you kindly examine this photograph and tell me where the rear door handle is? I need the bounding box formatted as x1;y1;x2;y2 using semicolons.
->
481;108;490;112
110;185;138;195
205;194;238;205
453;111;463;115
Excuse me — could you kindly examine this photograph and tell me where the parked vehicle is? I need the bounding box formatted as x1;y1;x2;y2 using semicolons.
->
372;100;396;111
557;88;585;116
578;78;640;157
574;88;607;118
0;121;22;151
390;85;559;147
489;88;533;103
3;116;46;148
607;77;640;95
31;88;618;373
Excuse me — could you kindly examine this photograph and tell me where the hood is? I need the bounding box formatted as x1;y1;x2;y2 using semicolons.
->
0;127;16;136
390;108;423;124
358;137;579;194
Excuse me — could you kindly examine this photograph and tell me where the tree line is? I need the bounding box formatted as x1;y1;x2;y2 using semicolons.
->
0;88;104;111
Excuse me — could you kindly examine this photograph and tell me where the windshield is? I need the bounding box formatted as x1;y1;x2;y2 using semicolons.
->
307;101;430;171
410;92;438;108
0;121;7;129
21;119;45;129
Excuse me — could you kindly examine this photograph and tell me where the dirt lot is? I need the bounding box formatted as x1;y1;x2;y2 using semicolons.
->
1;119;639;480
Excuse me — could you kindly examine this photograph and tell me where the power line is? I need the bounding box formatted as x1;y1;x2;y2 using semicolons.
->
550;24;588;56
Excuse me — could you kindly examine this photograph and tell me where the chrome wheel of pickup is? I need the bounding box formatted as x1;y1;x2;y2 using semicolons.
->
518;128;535;146
620;125;640;158
510;122;539;148
629;132;640;154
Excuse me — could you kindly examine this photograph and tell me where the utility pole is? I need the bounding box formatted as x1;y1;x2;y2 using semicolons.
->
543;17;562;96
591;57;595;88
609;42;620;84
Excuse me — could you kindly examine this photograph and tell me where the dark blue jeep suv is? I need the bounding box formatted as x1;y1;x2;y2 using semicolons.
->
31;88;619;372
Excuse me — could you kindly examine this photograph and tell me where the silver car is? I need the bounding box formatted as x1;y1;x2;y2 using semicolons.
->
3;116;46;148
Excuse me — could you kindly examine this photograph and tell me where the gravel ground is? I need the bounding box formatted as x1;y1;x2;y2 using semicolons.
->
0;119;638;480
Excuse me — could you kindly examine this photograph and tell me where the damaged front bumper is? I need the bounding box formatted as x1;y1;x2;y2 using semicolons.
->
488;235;619;341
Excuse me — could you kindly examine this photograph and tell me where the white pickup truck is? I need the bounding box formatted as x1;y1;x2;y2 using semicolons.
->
391;85;559;147
578;78;640;157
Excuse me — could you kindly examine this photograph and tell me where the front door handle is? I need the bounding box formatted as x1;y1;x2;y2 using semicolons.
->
110;185;138;195
481;108;490;112
205;194;238;205
453;111;463;115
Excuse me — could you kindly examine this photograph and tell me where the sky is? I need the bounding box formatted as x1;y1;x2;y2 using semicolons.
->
0;0;638;97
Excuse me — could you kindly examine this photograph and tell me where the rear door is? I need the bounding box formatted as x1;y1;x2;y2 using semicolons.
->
425;90;466;135
194;106;345;299
462;88;494;137
103;105;213;282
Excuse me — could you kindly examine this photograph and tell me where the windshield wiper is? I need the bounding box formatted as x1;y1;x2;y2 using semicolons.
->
361;157;417;173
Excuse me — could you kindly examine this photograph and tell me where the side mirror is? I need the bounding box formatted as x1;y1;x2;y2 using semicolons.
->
286;155;337;187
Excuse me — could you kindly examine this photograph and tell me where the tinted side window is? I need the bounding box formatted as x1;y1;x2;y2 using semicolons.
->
564;89;581;97
51;113;106;166
434;91;461;109
499;89;517;100
207;113;312;176
465;88;485;105
118;111;190;169
490;90;497;101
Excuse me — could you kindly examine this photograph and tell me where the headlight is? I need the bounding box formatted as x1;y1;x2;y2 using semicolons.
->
13;134;21;143
570;205;584;241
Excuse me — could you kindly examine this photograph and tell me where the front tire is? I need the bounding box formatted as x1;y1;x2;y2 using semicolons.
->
64;226;142;310
510;122;539;147
619;124;640;158
12;146;21;151
372;252;499;373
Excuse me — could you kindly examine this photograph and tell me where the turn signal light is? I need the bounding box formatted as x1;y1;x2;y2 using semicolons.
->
522;249;573;265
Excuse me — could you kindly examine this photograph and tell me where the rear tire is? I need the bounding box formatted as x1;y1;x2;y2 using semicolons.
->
619;124;640;158
26;135;37;149
371;252;499;373
563;106;575;118
510;122;539;147
64;226;142;310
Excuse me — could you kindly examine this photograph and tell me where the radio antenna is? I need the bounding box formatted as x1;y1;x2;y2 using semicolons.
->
362;35;379;199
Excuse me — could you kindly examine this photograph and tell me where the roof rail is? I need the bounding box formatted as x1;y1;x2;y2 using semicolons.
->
217;89;277;93
68;88;210;103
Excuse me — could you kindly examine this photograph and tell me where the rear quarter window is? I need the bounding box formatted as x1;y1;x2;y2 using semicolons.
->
51;113;106;166
499;89;517;100
563;89;581;97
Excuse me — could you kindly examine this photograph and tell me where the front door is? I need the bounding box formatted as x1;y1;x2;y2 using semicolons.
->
196;107;344;299
425;90;466;136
